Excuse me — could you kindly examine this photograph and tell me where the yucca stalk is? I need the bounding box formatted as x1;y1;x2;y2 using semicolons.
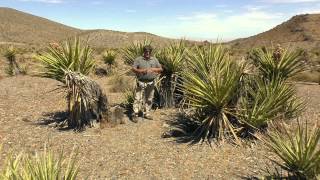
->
180;45;245;144
250;46;305;82
0;146;79;180
156;40;186;107
37;38;107;131
121;39;153;65
37;37;95;83
264;120;320;179
238;77;304;135
3;45;21;75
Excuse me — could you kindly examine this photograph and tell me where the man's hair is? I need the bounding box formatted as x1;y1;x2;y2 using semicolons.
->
143;45;153;52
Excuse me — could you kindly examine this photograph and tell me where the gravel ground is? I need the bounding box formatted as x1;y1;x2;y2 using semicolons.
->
0;75;319;179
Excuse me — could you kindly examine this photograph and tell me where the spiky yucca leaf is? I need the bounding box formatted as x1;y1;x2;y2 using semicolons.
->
37;37;95;83
250;47;305;82
181;45;245;144
156;40;186;107
156;40;186;75
0;147;79;180
264;120;320;179
238;77;302;131
121;39;153;65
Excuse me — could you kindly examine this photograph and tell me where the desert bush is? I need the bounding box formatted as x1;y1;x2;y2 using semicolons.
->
3;45;22;76
180;45;245;144
249;47;305;82
37;37;107;131
0;146;79;180
121;88;135;111
263;120;320;179
156;40;186;108
102;49;117;67
121;39;153;65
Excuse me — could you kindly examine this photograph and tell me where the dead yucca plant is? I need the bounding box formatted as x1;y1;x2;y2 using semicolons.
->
121;39;153;65
156;40;186;108
37;37;108;131
65;71;108;130
263;120;320;179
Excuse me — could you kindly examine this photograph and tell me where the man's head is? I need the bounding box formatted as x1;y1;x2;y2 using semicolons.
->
143;45;152;60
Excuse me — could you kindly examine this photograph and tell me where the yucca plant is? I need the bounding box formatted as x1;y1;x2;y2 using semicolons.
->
102;49;117;67
156;40;186;107
0;146;79;180
37;37;107;131
3;45;21;75
37;37;95;83
238;77;304;135
249;46;305;82
121;39;153;65
180;45;245;144
264;120;320;179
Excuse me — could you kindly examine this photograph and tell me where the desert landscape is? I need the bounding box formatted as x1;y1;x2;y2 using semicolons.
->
0;7;320;180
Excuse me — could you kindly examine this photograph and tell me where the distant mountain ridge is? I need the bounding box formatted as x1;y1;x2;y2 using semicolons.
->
230;14;320;50
0;7;174;48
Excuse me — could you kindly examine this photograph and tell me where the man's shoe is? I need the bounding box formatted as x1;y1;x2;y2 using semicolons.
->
144;114;153;120
131;114;139;123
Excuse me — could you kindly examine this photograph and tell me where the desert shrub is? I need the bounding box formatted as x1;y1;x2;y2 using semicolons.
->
3;46;22;76
0;146;79;180
102;49;117;67
37;37;107;131
156;40;186;108
263;120;320;179
121;39;153;65
121;88;135;111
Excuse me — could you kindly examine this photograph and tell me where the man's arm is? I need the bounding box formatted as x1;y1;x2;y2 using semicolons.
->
149;58;163;74
132;67;147;74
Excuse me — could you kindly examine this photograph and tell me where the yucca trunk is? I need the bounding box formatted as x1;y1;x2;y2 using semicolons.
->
65;71;108;131
157;40;186;108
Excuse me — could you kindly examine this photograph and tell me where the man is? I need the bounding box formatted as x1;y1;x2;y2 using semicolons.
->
131;45;162;122
273;43;284;62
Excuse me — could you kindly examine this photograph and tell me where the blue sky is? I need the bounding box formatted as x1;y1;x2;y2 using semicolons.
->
1;0;320;41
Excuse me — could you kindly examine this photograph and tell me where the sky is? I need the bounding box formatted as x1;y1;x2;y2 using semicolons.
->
1;0;320;41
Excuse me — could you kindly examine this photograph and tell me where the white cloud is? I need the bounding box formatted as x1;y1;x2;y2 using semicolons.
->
18;0;63;3
146;8;286;41
261;0;320;3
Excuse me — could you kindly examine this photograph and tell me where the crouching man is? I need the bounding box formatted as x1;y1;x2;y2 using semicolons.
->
131;45;162;122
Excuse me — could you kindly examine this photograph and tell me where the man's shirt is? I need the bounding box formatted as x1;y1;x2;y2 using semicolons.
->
133;56;161;82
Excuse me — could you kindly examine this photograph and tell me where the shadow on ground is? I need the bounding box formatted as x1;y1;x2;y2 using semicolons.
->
35;111;73;131
162;113;201;144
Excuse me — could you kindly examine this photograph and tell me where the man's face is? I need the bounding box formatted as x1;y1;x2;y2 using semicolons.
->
143;50;151;60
